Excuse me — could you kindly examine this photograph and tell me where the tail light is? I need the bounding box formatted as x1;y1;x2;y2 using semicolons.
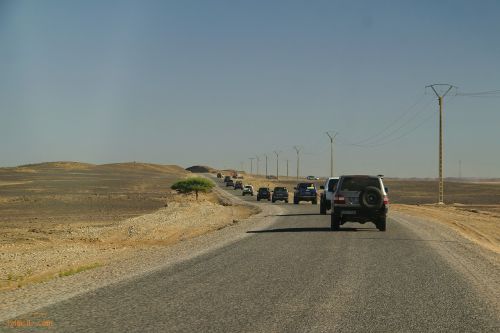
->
383;196;389;205
334;195;345;204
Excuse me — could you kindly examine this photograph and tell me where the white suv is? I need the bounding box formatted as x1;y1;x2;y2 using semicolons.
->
242;185;254;196
320;177;339;214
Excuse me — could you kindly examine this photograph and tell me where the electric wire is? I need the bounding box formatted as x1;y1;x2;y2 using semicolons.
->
350;93;429;145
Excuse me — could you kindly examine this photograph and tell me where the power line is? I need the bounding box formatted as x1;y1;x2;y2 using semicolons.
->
350;93;429;145
456;89;500;96
341;109;436;148
337;99;435;148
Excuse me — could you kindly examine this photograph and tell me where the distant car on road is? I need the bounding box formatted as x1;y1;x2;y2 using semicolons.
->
266;175;277;179
234;180;243;190
293;183;318;204
331;175;389;231
217;173;223;178
242;185;254;196
224;176;231;183
272;187;289;203
320;177;339;214
226;179;234;187
257;187;271;201
306;175;320;180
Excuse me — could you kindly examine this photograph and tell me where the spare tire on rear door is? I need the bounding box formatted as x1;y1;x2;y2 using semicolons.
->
359;186;383;210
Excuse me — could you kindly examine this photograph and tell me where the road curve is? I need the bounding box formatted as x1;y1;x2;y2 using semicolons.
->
3;182;499;332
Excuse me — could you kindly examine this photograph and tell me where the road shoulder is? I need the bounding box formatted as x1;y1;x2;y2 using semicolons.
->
391;210;500;315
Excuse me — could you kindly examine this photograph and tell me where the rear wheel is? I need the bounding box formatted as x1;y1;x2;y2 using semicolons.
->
285;200;289;203
377;217;386;231
257;198;260;201
320;198;326;214
294;198;299;205
331;213;340;231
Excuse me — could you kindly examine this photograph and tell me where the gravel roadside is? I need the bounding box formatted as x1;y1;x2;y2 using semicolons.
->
391;211;500;316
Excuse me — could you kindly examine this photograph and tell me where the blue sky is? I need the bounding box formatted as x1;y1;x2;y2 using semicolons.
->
1;0;499;177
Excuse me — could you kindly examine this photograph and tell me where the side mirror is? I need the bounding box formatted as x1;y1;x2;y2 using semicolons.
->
293;187;297;190
385;187;389;193
320;185;325;190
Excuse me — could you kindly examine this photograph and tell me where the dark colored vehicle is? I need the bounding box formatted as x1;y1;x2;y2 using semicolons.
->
257;187;271;201
331;175;389;231
272;187;289;203
226;179;234;187
293;183;318;204
234;180;243;190
217;173;222;178
223;176;231;183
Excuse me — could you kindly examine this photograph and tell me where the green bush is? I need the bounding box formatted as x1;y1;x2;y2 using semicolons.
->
171;177;215;200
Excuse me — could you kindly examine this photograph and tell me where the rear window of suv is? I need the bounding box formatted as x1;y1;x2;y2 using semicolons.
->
328;179;339;191
274;187;287;192
340;177;380;191
298;183;315;189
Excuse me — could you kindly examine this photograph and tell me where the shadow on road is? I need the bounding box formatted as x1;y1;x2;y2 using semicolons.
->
247;227;378;233
274;213;322;217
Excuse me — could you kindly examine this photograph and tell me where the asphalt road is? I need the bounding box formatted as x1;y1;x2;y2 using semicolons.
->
4;182;499;332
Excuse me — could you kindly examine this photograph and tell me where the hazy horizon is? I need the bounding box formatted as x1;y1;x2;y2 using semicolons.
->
1;0;499;178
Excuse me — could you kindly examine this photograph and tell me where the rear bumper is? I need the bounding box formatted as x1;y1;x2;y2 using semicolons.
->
333;206;388;221
294;195;317;201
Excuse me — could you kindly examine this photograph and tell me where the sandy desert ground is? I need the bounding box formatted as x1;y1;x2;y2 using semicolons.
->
0;162;255;291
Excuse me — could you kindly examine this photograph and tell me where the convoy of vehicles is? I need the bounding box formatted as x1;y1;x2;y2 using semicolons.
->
218;172;389;231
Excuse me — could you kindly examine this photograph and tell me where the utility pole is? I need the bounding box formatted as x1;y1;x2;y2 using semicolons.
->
264;154;268;178
249;157;255;175
274;151;281;180
286;159;289;178
326;131;338;177
426;84;455;204
293;146;301;180
255;155;260;176
459;160;462;179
